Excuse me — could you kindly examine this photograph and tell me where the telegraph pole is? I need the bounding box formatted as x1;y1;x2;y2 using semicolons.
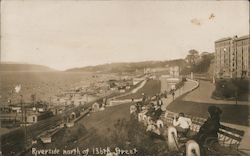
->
24;105;27;149
20;94;27;149
20;95;23;123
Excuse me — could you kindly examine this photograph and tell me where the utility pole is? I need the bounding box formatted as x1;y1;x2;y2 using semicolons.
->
24;105;27;149
20;94;27;149
20;95;23;123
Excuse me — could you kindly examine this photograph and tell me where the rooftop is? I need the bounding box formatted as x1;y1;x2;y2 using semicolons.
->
215;35;249;43
235;35;249;41
215;37;232;43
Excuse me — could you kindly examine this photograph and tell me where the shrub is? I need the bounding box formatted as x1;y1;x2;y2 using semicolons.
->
212;79;249;100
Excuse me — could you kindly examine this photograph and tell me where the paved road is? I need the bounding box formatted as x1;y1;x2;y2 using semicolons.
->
161;79;198;110
167;80;250;151
183;80;249;105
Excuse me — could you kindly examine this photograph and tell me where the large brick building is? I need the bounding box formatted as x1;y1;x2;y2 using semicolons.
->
215;35;249;78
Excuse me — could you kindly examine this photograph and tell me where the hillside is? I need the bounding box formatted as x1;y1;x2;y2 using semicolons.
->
0;63;55;72
66;59;187;73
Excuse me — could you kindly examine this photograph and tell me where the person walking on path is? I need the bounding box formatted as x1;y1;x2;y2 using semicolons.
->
172;91;175;100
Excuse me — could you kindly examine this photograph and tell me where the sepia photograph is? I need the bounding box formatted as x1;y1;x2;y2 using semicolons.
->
0;0;249;155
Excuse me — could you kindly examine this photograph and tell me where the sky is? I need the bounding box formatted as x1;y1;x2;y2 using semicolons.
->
1;0;249;70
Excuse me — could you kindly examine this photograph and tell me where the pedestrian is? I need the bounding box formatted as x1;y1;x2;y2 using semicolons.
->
172;91;175;100
194;106;222;146
146;103;155;117
164;90;168;98
135;102;141;112
130;105;136;114
158;99;163;106
173;112;192;137
153;104;162;120
156;119;164;129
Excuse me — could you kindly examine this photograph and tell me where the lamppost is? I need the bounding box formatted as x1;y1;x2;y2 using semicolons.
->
234;78;238;105
235;89;238;105
221;84;225;99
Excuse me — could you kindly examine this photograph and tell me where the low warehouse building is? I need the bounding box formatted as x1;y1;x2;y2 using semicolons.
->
27;111;53;124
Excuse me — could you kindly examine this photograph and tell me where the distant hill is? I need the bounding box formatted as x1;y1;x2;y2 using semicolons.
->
66;59;187;73
0;63;55;72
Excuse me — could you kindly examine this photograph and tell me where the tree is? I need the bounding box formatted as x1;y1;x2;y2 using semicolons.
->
185;49;200;65
192;53;214;73
189;49;199;55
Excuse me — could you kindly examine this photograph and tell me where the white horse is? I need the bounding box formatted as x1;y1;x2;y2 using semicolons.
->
186;140;201;156
146;124;155;132
130;105;136;114
164;111;169;119
142;114;148;126
138;113;143;122
147;124;161;135
146;116;152;125
167;126;179;152
156;119;164;129
138;111;147;122
153;126;161;135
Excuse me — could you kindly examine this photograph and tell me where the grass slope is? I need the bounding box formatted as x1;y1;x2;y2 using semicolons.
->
26;103;168;156
118;79;161;100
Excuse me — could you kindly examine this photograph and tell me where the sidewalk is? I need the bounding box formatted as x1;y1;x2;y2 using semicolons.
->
161;79;198;110
182;80;249;105
112;80;147;100
161;79;250;151
179;80;250;150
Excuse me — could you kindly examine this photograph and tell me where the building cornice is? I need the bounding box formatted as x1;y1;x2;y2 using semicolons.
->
215;37;232;43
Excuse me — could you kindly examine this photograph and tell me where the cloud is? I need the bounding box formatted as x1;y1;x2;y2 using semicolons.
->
209;13;215;20
191;13;215;26
191;18;202;26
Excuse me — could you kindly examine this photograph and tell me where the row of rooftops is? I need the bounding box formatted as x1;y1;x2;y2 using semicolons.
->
215;35;249;43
